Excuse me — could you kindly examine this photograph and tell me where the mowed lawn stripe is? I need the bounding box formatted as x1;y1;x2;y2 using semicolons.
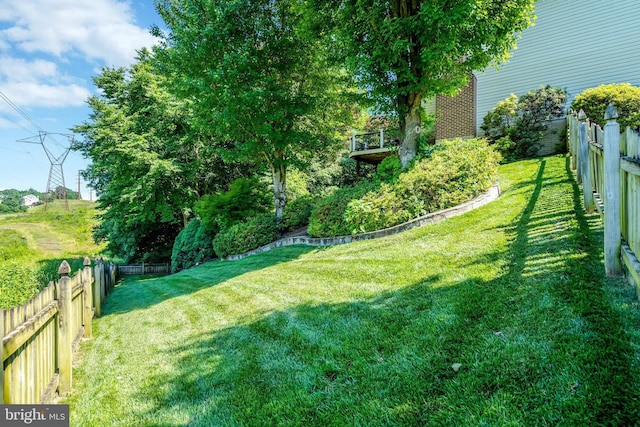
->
64;155;640;426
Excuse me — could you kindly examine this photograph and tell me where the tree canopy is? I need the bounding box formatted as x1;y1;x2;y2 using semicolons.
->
313;0;536;166
154;0;357;217
72;50;247;262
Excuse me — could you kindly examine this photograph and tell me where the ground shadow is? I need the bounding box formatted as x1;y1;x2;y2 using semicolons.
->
129;156;640;426
100;245;319;316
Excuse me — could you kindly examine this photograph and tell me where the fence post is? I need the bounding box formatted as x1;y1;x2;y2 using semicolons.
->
93;260;102;318
82;257;92;339
576;110;586;183
578;113;595;212
57;260;72;396
1;308;4;404
380;129;384;148
568;111;575;169
100;258;106;303
604;104;622;276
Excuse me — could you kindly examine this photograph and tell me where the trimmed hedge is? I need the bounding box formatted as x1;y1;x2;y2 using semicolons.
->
279;194;318;232
213;213;279;258
571;83;640;128
308;181;379;237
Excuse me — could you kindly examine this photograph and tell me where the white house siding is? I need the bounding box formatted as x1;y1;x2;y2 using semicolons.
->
475;0;640;132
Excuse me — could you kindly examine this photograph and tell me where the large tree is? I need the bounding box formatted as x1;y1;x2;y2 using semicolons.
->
73;50;247;262
154;0;356;218
315;0;536;166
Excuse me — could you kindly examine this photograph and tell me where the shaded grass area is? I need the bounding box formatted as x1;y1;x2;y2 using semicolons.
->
64;155;640;426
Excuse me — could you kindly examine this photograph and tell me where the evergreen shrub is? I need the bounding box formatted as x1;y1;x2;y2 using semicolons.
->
279;194;318;232
196;177;272;233
213;213;279;258
481;85;566;161
307;182;379;237
171;218;215;273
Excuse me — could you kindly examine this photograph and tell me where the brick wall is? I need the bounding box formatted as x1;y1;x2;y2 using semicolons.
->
435;75;476;141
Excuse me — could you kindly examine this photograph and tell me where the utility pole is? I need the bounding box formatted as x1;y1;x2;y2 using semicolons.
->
77;170;82;200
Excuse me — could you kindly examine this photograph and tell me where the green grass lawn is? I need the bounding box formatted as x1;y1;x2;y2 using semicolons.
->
63;155;640;426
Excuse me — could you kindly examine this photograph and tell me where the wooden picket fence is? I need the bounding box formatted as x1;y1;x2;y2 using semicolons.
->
1;257;116;404
568;104;640;291
116;262;170;276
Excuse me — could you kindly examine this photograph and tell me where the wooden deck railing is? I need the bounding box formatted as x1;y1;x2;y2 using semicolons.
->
349;129;400;152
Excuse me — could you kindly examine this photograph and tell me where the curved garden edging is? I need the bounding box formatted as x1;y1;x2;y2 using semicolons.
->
224;182;501;261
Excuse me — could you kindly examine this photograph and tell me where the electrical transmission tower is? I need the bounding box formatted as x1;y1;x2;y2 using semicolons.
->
19;131;75;211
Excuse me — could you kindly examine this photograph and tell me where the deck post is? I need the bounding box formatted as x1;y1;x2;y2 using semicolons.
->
604;104;622;276
380;129;384;148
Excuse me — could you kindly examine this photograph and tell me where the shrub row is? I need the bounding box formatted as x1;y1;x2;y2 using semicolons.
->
307;181;380;237
213;213;279;259
173;138;499;261
310;138;500;236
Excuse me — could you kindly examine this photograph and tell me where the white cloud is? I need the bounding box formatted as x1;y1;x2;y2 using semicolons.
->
0;82;89;108
0;0;158;67
0;57;90;108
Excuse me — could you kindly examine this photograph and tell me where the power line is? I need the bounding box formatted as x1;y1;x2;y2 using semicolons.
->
0;87;67;149
0;88;43;132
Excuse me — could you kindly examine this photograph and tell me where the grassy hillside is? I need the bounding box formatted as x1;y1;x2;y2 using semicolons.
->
64;155;640;425
0;200;105;307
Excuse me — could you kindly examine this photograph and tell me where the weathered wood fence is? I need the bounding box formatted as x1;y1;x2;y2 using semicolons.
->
568;104;640;292
116;262;170;276
1;257;115;404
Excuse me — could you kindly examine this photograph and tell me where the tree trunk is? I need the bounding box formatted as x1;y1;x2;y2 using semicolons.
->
272;162;287;219
398;99;422;168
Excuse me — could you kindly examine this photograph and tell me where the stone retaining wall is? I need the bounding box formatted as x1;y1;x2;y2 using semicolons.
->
225;183;501;261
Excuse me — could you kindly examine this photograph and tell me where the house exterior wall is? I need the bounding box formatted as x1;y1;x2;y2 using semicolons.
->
435;75;476;141
475;0;640;133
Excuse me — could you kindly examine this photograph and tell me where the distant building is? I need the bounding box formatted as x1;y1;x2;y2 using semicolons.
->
22;194;39;207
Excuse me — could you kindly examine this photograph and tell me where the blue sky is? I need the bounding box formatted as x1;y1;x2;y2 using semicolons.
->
0;0;164;198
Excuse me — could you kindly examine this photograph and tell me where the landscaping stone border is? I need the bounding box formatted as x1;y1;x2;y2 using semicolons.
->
224;182;501;261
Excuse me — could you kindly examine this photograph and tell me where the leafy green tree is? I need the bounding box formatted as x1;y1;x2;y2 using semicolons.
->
196;177;272;233
311;0;536;166
0;189;44;213
154;0;356;218
72;50;247;262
